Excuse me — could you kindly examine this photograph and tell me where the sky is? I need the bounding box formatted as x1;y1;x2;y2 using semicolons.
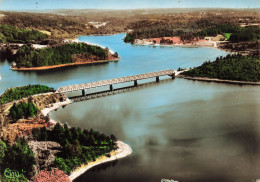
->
0;0;259;11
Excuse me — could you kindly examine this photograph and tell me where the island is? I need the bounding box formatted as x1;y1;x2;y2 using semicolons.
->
0;85;132;181
0;24;119;71
11;43;119;71
178;54;260;85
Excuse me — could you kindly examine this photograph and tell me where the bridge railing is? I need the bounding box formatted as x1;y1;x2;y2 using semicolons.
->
56;69;175;93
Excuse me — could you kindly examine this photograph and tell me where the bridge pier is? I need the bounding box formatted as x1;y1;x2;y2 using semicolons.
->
110;84;113;91
156;76;160;82
82;89;86;96
134;80;138;86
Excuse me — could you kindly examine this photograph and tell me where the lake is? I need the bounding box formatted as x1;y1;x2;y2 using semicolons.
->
1;33;260;182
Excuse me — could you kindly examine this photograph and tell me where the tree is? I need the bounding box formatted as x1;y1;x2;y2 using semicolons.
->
51;123;65;144
0;33;6;43
110;134;117;141
113;52;119;58
28;102;38;117
0;139;7;163
53;158;70;174
9;102;38;121
4;139;35;177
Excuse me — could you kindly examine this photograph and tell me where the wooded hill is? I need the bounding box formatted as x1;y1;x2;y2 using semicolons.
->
33;123;116;175
125;23;260;43
1;8;259;39
0;12;98;39
182;54;260;82
14;43;110;68
0;85;54;104
0;24;48;43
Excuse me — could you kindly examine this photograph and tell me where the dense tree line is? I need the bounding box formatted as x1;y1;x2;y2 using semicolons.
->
124;34;135;43
195;24;260;42
125;23;260;43
0;45;13;60
14;43;108;68
0;138;34;180
9;102;38;121
124;25;194;43
0;24;48;43
194;24;240;37
124;17;223;43
182;54;260;82
0;85;54;104
229;26;260;42
0;12;98;39
33;123;116;174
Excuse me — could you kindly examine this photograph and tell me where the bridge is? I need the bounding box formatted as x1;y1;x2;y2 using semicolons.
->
70;79;173;102
56;70;175;95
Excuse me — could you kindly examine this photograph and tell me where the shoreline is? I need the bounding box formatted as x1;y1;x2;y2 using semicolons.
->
133;39;236;54
40;96;133;182
135;42;214;48
41;96;72;125
10;59;119;71
178;75;260;86
65;38;116;54
8;35;120;71
41;97;72;117
69;140;132;181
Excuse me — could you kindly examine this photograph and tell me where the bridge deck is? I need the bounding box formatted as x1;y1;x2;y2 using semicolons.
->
56;70;175;93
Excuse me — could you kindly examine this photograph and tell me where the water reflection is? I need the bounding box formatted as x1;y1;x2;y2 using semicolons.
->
50;78;260;182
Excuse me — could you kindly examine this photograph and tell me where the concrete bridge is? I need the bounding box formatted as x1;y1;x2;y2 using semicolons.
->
56;70;175;95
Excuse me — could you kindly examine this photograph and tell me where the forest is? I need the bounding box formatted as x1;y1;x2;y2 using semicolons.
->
0;12;98;39
0;138;34;181
14;43;108;68
9;102;38;121
194;24;241;37
125;23;260;43
0;123;116;180
0;24;48;43
33;123;116;174
1;9;259;40
124;24;194;42
0;85;54;104
194;24;260;42
182;54;260;82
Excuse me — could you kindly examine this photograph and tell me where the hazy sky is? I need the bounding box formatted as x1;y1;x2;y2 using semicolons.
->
0;0;259;10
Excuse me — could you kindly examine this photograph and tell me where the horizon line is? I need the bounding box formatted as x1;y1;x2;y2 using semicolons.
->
1;7;260;12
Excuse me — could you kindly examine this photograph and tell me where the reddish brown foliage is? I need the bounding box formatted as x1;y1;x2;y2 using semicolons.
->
2;119;52;144
34;168;70;182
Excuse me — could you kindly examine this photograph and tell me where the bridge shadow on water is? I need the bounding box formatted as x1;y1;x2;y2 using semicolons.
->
69;78;175;103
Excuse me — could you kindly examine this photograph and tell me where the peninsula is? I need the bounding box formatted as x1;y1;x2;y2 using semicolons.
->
124;23;260;56
0;85;132;181
179;54;260;85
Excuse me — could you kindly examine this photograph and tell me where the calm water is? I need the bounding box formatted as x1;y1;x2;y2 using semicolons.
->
1;34;260;182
